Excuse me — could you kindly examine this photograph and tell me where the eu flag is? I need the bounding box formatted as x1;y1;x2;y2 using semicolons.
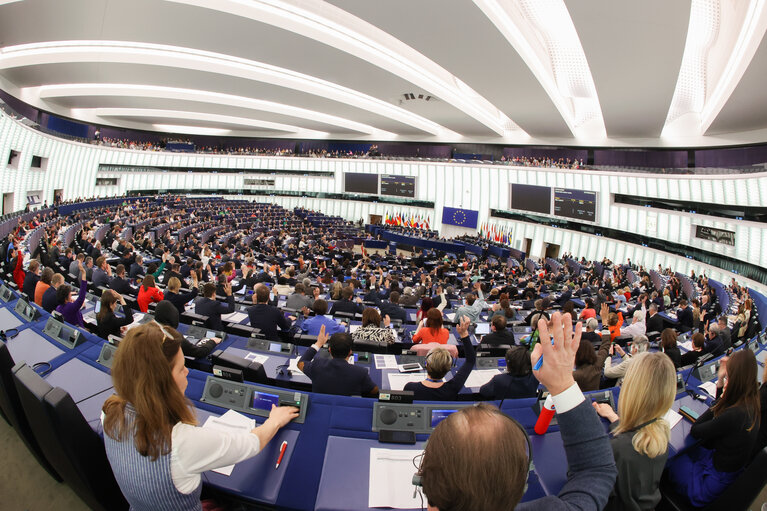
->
441;207;479;229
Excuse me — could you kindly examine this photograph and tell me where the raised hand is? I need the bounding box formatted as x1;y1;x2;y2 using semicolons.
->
532;312;582;395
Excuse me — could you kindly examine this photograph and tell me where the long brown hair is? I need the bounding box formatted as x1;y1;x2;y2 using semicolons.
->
102;322;196;460
141;274;155;292
97;290;118;324
712;349;760;431
425;307;443;334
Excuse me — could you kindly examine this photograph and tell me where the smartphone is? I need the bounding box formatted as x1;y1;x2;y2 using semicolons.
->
378;430;416;445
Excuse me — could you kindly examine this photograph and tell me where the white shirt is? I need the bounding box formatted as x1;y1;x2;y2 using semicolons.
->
620;320;646;338
170;422;261;494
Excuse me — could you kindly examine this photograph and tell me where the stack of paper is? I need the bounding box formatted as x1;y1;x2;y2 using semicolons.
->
464;369;502;388
369;448;424;509
679;340;693;351
201;410;256;475
699;381;718;398
222;311;248;323
387;372;429;391
374;354;398;370
244;352;269;365
288;357;305;375
662;408;683;429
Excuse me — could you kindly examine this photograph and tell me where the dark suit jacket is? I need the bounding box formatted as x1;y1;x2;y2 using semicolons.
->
22;273;39;300
379;301;408;323
109;276;137;296
677;307;693;329
195;295;235;330
165;288;199;315
645;314;664;335
479;372;537;400
42;286;58;313
247;303;291;340
329;298;363;316
480;329;516;346
97;309;134;339
298;347;376;396
703;335;725;358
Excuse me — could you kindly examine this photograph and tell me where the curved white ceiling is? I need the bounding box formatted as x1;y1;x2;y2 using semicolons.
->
0;0;765;146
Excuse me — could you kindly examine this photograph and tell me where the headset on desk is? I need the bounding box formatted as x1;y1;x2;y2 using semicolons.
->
0;327;19;341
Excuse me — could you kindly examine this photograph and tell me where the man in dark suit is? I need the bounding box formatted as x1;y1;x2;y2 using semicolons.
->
298;327;378;397
22;259;40;300
676;299;693;332
91;256;113;289
109;264;138;296
129;254;145;280
329;285;364;316
703;323;725;358
717;317;732;350
480;315;516;346
247;284;292;340
42;273;64;313
645;303;664;335
379;291;408;323
195;282;235;331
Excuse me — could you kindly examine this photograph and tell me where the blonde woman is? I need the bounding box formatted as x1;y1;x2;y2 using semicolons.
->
593;352;676;510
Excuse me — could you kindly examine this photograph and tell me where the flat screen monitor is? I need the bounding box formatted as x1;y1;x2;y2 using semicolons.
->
510;184;551;214
430;409;458;428
344;172;378;194
251;391;280;412
554;188;597;222
380;174;416;197
269;342;282;353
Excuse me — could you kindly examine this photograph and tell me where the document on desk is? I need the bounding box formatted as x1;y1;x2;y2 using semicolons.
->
124;313;146;331
387;372;429;391
699;381;718;398
349;324;361;334
369;448;424;508
464;369;502;388
374;354;398;370
679;340;693;351
662;408;683;430
244;352;269;365
222;311;248;323
202;410;256;476
445;312;456;322
288;357;305;375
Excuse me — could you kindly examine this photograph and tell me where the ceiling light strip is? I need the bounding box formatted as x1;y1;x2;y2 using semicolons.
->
0;40;455;137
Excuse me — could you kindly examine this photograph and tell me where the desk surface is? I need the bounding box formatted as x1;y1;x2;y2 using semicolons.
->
6;327;65;365
0;306;23;330
45;358;114;402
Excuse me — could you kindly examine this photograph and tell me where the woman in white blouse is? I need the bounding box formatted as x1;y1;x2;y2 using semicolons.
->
102;322;297;510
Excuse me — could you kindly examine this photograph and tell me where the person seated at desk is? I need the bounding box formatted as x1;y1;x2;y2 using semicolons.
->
92;255;113;289
581;318;603;345
412;308;450;345
247;284;293;341
620;310;647;340
523;298;551;326
490;296;516;321
34;266;53;306
97;290;134;339
604;336;649;386
480;315;515;346
300;299;346;336
677;299;693;332
703;323;725;358
195;282;234;331
297;325;378;397
22;259;40;300
154;300;222;358
137;275;164;313
55;261;88;327
378;290;408;323
680;332;706;366
328;285;364;316
352;308;396;346
415;312;616;510
164;276;199;315
102;322;297;510
404;317;475;401
579;298;597;320
660;328;682;368
573;336;611;392
42;272;64;313
666;349;760;507
285;282;315;310
109;264;138;297
479;346;537;400
593;352;676;511
717;316;732;350
645;303;663;335
453;282;487;325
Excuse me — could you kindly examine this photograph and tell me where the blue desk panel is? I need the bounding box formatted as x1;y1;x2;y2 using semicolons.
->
193;407;300;504
5;327;65;365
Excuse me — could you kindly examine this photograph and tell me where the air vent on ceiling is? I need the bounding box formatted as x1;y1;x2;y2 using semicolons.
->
402;93;435;102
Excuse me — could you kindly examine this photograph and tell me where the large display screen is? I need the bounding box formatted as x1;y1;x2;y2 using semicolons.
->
380;174;416;197
510;184;552;214
554;188;597;222
344;172;378;194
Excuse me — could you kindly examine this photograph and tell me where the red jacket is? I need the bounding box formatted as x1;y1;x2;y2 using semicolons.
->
137;285;164;313
12;254;25;290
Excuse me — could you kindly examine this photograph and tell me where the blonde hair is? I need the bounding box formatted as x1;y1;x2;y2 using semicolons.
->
425;346;454;379
613;352;675;458
166;277;181;293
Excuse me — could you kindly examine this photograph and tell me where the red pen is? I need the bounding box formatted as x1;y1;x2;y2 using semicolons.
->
275;441;288;469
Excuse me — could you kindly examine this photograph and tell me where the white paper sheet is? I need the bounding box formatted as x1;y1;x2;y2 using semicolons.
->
202;410;256;476
662;408;683;430
222;311;248;323
679;340;693;351
386;372;429;391
244;352;269;365
368;448;424;509
349;324;361;334
699;381;718;398
374;354;398;370
463;369;502;388
288;357;305;375
123;313;146;331
445;313;456;321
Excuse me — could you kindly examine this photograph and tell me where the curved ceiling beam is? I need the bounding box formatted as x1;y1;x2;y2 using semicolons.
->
473;0;606;140
662;0;767;139
0;40;457;138
69;107;331;137
164;0;526;138
23;83;393;137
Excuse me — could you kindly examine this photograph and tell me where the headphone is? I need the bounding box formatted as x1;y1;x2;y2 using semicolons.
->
411;406;534;498
0;328;19;341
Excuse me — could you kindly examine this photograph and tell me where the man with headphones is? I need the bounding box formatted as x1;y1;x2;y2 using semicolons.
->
413;312;617;510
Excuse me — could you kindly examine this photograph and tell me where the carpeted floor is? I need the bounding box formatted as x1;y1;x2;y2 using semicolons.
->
0;416;89;511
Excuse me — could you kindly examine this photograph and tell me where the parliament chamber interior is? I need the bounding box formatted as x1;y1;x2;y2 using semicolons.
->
1;1;767;510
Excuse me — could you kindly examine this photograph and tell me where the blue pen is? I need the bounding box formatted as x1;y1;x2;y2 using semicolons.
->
533;338;555;371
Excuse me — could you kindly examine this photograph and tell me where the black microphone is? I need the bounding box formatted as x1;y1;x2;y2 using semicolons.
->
684;352;713;398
